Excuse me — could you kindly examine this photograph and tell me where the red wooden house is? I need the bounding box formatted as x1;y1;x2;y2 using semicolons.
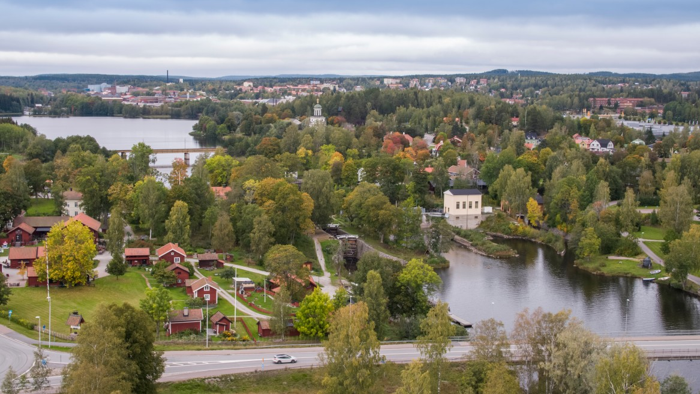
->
125;248;151;266
185;277;221;304
167;307;203;336
156;243;186;264
26;266;59;287
257;320;272;337
8;246;45;269
165;263;190;287
12;216;68;239
6;223;35;246
197;253;223;269
210;311;232;334
69;213;102;243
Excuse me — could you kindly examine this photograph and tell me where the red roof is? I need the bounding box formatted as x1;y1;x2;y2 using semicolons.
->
125;248;150;257
424;167;434;173
185;277;221;292
169;308;203;322
9;223;35;235
165;263;189;273
156;243;186;258
197;253;218;261
69;213;101;232
210;311;231;324
8;246;45;261
211;186;232;198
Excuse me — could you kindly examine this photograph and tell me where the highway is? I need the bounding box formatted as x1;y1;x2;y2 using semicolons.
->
4;329;700;384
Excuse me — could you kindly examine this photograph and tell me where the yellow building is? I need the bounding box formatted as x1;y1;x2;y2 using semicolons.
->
443;189;483;229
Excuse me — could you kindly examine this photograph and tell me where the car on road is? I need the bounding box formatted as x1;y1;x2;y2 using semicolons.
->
272;354;297;364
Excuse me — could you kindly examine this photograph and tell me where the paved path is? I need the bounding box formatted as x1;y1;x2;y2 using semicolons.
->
637;239;700;286
0;326;71;382
192;267;267;320
221;262;269;276
312;234;338;295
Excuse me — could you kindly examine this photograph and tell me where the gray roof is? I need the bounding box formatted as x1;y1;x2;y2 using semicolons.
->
596;139;612;145
445;189;482;196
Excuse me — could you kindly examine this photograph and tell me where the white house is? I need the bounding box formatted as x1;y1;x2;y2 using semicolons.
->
589;139;614;152
443;189;483;229
63;188;85;217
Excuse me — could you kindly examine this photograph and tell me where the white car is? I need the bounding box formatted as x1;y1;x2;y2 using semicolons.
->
272;354;297;364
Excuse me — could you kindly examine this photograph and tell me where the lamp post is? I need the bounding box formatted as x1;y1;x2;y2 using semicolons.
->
205;299;209;348
45;245;51;349
36;316;41;348
625;298;630;336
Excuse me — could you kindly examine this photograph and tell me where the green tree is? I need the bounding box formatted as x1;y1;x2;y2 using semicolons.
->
417;301;456;394
392;259;442;316
578;227;601;261
295;287;334;339
137;176;166;239
659;184;693;234
395;359;431;394
483;363;521;394
29;349;50;392
264;244;310;300
0;273;11;306
165;200;191;247
430;158;450;197
526;197;542;226
545;322;606;394
594;343;650;394
270;286;292;339
105;206;127;279
503;168;535;217
151;260;177;286
321;302;384;394
211;213;235;256
470;318;509;363
205;154;239;186
128;142;155;180
425;219;454;256
139;286;172;339
363;270;390;339
250;214;275;260
169;157;188;186
332;287;349;310
1;366;20;394
301;169;335;226
665;225;700;288
619;187;641;233
660;375;692;394
35;221;96;287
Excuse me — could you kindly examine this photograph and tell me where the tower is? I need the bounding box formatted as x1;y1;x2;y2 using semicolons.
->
313;99;322;117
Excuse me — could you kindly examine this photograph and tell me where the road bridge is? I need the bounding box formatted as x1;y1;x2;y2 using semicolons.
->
114;147;220;165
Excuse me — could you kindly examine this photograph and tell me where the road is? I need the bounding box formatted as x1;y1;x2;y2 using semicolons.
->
191;266;268;320
637;239;700;286
312;234;338;295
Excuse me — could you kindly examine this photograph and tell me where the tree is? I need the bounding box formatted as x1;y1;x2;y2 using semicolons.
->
270;286;292;339
594;180;611;210
295;287;334;339
264;245;310;300
619;187;641;233
594;343;650;394
250;214;275;260
395;359;431;394
659;184;693;234
151;260;177;286
392;259;442;316
63;303;164;394
128;142;155;180
660;375;692;394
0;189;30;227
301;169;335;226
202;205;219;241
320;302;384;394
169;157;188;186
34;221;96;287
578;227;601;261
105;206;127;279
363;270;390;339
137;176;166;239
0;273;11;306
205;154;238;186
483;363;521;394
425;219;454;257
211;213;235;255
417;301;456;394
526;197;543;227
164;200;191;247
503;168;535;217
139;286;172;339
29;349;50;392
470;318;509;363
332;287;349;311
665;225;700;288
1;366;20;394
639;170;656;199
545;322;606;394
106;253;128;280
255;178;314;244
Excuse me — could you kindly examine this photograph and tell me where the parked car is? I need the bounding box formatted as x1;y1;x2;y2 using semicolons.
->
272;354;297;364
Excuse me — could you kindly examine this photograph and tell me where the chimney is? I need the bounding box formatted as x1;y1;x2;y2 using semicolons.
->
183;307;189;317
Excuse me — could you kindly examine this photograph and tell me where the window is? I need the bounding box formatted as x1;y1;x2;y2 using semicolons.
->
74;202;78;207
74;212;77;216
475;201;479;209
469;201;472;209
456;202;459;209
462;202;466;209
177;279;181;283
204;294;210;301
204;285;210;291
174;257;180;263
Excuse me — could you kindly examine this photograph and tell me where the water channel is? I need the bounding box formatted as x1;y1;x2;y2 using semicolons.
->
16;116;700;388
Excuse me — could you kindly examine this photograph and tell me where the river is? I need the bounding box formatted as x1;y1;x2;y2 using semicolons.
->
438;239;700;389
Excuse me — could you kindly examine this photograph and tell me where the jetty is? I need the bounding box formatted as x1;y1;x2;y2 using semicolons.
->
449;313;472;328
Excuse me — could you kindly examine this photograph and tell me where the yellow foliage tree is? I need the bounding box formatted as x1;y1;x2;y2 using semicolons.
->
35;221;97;287
526;197;543;227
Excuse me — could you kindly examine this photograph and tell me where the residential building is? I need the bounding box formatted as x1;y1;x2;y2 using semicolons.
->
156;243;187;264
125;248;151;266
6;223;35;246
165;263;190;287
167;308;203;336
383;78;401;85
455;77;467;84
443;189;483;229
525;132;542;149
186;277;221;304
69;213;102;243
589;139;615;152
409;78;420;88
13;216;69;239
8;246;45;268
257;320;273;337
572;133;592;150
197;253;223;269
210;311;232;334
211;186;232;199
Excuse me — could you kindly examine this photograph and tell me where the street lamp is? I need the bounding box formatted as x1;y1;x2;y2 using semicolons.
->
36;316;41;348
45;246;51;349
205;299;209;348
625;299;630;336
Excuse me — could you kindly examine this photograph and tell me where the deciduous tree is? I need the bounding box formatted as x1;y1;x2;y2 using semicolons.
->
250;214;275;260
619;187;641;233
392;259;442;316
470;318;509;363
660;375;692;394
264;245;310;300
301;169;334;226
594;343;650;394
659;183;693;235
544;322;606;394
578;227;601;261
211;213;235;255
35;221;97;287
136;176;166;239
395;359;431;394
295;287;334;339
362;270;389;339
665;225;700;288
417;301;456;393
270;286;292;339
165;200;191;247
139;286;172;339
526;197;543;227
0;272;11;306
483;363;521;394
169;158;188;186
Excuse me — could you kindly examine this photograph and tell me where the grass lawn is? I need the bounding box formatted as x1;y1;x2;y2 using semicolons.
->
0;248;8;257
208;268;268;289
338;223;423;262
293;235;322;274
633;226;666;240
4;270;148;339
576;255;665;278
26;198;55;216
643;241;666;258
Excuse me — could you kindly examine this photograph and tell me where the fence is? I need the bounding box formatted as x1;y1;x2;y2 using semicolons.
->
34;326;75;341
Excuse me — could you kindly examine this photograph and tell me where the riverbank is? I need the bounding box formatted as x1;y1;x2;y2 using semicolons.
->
574;255;665;278
478;212;566;255
451;228;517;259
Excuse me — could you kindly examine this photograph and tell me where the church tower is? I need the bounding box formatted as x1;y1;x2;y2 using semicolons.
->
313;99;322;117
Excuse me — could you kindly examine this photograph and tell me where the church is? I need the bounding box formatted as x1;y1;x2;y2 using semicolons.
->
308;99;326;127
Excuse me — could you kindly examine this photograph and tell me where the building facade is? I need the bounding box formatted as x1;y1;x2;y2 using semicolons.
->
443;189;483;229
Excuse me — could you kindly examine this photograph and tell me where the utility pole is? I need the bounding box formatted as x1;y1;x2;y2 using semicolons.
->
46;244;51;349
206;300;209;348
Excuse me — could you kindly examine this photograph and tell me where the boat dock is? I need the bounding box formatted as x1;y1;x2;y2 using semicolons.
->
449;314;472;328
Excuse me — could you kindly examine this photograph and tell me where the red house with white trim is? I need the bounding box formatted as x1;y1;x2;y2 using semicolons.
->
167;308;203;336
185;277;221;304
8;246;45;269
6;223;35;246
156;243;186;264
165;263;190;287
69;213;102;243
210;311;232;334
125;248;151;266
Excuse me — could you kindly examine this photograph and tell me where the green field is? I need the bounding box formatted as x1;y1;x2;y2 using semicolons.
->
633;226;666;240
26;198;55;216
643;241;666;258
4;270;149;338
576;255;665;278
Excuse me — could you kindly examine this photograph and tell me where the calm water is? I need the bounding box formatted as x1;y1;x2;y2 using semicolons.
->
17;116;208;167
438;240;700;390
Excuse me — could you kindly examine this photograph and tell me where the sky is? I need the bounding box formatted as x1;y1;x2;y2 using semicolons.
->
2;0;700;77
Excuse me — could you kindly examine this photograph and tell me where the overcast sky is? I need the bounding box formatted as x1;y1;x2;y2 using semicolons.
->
2;0;700;77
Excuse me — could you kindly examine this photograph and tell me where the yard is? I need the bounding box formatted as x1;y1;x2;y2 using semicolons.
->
632;226;666;241
643;241;666;258
26;198;56;216
3;271;149;339
575;255;665;278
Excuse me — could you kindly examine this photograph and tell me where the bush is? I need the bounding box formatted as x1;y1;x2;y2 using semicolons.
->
425;255;449;268
614;237;641;257
0;311;37;330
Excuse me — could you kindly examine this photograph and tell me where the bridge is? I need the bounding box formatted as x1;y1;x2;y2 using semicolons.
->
114;147;220;165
